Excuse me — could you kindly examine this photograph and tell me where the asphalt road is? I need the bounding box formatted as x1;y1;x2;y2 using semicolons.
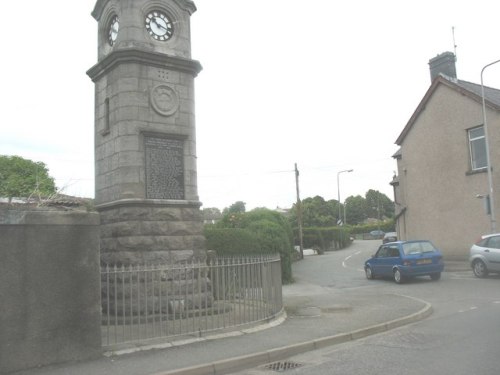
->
231;240;500;375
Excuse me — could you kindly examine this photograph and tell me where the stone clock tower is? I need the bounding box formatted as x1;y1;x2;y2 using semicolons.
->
87;0;205;266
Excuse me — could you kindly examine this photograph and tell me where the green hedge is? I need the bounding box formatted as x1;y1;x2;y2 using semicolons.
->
246;219;293;284
348;220;395;235
291;221;395;252
297;227;352;252
204;208;295;284
204;228;261;255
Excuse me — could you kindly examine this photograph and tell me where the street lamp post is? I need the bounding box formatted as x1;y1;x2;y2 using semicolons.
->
344;199;348;226
480;59;500;233
337;169;354;226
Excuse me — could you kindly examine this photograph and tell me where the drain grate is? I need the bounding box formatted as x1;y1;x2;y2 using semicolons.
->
263;361;304;372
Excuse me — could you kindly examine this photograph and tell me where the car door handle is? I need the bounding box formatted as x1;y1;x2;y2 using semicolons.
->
485;250;490;252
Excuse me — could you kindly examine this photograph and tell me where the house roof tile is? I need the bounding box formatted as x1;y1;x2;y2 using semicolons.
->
455;79;500;107
395;75;500;145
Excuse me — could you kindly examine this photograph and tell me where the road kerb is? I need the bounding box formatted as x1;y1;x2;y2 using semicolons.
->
266;341;316;363
313;333;352;350
152;295;433;375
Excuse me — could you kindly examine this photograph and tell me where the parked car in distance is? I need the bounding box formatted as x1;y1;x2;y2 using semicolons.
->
364;240;444;284
470;233;500;278
369;230;385;239
383;232;398;243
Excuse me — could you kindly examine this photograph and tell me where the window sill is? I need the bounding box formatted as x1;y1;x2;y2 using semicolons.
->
466;168;488;176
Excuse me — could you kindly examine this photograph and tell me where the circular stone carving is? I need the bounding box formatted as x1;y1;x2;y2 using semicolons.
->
150;84;179;116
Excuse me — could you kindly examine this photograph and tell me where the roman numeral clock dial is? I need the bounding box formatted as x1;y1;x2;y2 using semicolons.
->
145;11;174;41
108;15;119;46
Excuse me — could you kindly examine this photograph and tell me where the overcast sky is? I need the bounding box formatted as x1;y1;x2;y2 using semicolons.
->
2;1;500;210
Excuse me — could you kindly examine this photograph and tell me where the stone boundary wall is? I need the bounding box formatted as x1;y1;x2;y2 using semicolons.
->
0;209;102;374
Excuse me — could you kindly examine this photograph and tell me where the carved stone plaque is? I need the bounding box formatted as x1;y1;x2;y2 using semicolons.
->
145;136;185;199
150;84;179;116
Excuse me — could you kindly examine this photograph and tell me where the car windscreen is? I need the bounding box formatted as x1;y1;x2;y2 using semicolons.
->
402;241;436;255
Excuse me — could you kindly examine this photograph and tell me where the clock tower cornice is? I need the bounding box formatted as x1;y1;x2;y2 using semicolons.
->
86;48;202;82
92;0;196;21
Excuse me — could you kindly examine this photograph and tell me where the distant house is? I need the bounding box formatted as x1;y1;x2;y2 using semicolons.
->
202;207;223;225
274;206;291;216
392;52;500;260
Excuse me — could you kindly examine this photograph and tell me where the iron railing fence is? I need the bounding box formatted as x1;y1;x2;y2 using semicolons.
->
101;254;283;347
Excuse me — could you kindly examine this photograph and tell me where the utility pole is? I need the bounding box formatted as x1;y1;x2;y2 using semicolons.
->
337;169;353;247
295;163;304;259
377;196;381;233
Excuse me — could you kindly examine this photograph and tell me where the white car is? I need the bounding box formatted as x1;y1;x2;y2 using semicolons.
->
383;232;398;243
470;233;500;278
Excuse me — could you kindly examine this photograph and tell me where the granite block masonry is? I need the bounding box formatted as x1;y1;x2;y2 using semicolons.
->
87;0;206;267
87;0;209;315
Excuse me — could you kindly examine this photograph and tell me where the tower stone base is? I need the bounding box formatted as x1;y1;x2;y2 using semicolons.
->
98;199;206;266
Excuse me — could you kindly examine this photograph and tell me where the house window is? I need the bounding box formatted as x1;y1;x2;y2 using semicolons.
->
468;126;487;170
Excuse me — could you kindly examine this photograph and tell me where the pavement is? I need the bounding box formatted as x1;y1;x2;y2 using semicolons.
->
13;258;470;375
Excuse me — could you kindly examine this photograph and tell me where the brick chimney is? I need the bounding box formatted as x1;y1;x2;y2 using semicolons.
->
429;52;457;82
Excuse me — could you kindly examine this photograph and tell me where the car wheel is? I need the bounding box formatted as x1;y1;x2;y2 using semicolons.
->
430;272;441;281
472;260;488;278
393;268;404;284
365;266;374;280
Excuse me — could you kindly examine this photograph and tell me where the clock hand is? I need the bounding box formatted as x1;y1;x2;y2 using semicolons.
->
152;18;163;29
153;18;171;31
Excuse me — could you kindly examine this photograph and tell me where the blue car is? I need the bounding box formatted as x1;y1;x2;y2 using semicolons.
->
364;240;444;284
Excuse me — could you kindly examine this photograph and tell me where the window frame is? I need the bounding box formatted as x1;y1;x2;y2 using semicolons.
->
468;125;487;171
376;246;389;258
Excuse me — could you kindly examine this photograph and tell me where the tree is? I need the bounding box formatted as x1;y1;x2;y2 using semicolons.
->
289;195;341;228
202;207;222;223
365;189;394;219
297;196;339;227
222;201;246;215
0;155;56;203
289;191;394;229
344;195;367;225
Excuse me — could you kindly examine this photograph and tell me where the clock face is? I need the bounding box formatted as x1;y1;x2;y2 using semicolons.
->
145;11;174;41
108;15;119;46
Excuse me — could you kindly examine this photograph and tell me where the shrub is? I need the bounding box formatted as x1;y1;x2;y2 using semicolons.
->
299;227;352;252
204;228;261;255
246;219;293;284
206;208;295;284
349;220;395;235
